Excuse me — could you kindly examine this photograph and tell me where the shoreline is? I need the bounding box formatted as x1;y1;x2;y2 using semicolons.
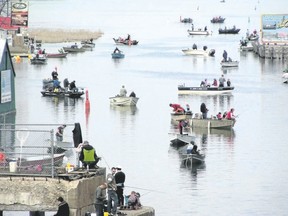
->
25;28;104;43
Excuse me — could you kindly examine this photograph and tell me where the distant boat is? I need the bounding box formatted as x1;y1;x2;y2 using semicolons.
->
109;96;139;106
211;17;225;23
219;27;240;34
178;85;234;95
63;46;85;53
46;50;68;58
180;16;193;23
220;60;239;67
111;52;125;59
30;54;47;65
187;29;210;35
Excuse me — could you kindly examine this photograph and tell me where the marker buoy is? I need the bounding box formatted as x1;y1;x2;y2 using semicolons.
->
85;90;90;111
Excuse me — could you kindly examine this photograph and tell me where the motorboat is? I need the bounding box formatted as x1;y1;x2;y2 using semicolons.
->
219;27;240;34
170;134;196;149
63;46;85;53
41;88;84;98
113;38;138;45
211;16;225;23
111;52;125;59
220;60;239;67
109;96;139;106
178;85;234;95
30;54;47;65
187;29;210;35
189;117;236;129
182;48;215;56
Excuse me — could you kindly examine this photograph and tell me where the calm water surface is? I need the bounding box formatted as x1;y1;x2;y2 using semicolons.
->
9;0;288;215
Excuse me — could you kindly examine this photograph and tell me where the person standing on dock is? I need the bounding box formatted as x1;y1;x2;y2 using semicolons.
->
115;166;126;207
54;196;70;216
95;183;108;216
107;167;118;216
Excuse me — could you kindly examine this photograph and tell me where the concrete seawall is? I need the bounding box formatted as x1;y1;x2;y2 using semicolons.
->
0;168;155;216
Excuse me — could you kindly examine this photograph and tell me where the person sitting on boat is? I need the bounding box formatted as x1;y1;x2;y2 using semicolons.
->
63;78;70;91
203;46;207;51
200;80;205;87
69;80;76;91
185;104;192;114
200;103;209;119
228;57;232;62
217;112;222;120
204;26;207;31
226;108;236;120
119;85;127;97
204;79;210;87
219;74;226;87
113;47;121;53
71;43;78;49
79;141;100;169
186;142;194;154
42;49;46;54
191;23;194;31
192;144;200;155
169;103;185;113
192;43;197;50
51;67;58;80
227;79;231;87
212;78;218;87
129;91;136;97
222;50;228;62
53;79;61;91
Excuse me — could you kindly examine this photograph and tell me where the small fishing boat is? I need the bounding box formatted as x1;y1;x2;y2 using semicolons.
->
4;153;65;169
41;88;84;98
180;17;193;23
63;46;85;53
180;153;205;165
187;29;210;35
178;85;234;95
46;50;68;58
189;117;236;129
170;134;196;149
220;60;239;67
30;54;47;65
109;96;139;106
219;27;240;34
113;38;138;45
111;52;125;59
211;16;225;23
182;48;215;56
81;39;95;48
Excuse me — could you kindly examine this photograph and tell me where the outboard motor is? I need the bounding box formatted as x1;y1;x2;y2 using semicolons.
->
203;45;207;51
209;49;216;57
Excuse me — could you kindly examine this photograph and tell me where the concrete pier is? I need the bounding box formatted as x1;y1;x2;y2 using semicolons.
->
0;168;155;216
252;42;288;59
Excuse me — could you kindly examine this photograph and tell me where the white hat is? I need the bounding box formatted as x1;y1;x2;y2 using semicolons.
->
116;165;122;170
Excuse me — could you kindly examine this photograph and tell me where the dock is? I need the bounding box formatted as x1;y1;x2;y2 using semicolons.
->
252;42;288;59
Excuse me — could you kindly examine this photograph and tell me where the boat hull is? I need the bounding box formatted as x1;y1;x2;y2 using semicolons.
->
187;30;209;35
41;90;84;98
170;134;196;148
178;86;234;95
181;153;205;165
182;49;209;56
189;118;236;129
170;112;193;124
46;53;68;58
220;61;239;67
111;53;125;59
219;28;240;34
63;47;85;53
109;96;139;106
113;38;138;45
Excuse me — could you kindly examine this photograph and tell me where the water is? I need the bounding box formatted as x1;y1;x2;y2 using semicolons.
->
7;0;288;215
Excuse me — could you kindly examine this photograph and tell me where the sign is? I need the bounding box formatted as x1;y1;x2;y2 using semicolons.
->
261;14;288;44
1;70;12;103
11;1;29;27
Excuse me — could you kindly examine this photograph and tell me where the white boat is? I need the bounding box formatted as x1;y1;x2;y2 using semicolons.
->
220;61;239;67
109;96;139;106
189;118;236;129
178;85;234;95
187;29;210;35
182;48;210;56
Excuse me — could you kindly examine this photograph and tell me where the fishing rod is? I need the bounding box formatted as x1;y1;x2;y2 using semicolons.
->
101;156;111;170
125;185;165;194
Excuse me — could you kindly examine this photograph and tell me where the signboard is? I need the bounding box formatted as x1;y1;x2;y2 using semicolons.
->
1;70;12;103
261;14;288;44
11;1;29;27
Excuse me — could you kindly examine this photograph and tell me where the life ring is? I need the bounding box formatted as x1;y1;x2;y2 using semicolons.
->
0;152;6;162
